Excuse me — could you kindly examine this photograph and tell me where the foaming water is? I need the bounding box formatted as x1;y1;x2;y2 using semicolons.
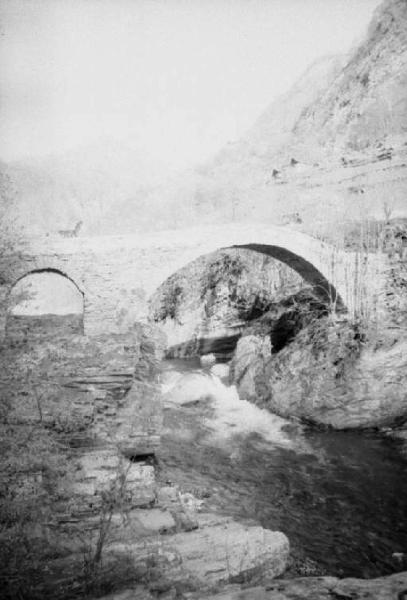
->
161;364;295;448
204;376;293;448
160;358;407;579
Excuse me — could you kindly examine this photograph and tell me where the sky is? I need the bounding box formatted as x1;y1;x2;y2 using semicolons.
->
0;0;381;170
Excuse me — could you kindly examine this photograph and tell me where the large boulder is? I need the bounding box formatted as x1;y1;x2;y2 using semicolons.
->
105;514;289;590
229;335;272;403
231;320;407;429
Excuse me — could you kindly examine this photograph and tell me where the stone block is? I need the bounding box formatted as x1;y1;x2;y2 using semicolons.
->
111;381;162;456
106;518;289;588
167;519;289;585
125;463;156;507
72;449;155;508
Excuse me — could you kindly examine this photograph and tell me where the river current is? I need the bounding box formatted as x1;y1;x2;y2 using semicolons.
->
159;358;407;579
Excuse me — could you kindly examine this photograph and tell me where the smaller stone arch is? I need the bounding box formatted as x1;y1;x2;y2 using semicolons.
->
4;267;86;339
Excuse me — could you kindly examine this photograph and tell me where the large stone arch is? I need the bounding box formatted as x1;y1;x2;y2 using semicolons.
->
144;226;353;313
146;240;347;353
148;241;344;311
232;243;343;307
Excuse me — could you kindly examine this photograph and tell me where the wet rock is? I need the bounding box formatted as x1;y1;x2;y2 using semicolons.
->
201;353;217;367
265;577;340;599
332;570;407;599
189;570;407;599
190;578;336;599
210;363;230;379
229;335;271;402
387;424;407;458
162;372;216;405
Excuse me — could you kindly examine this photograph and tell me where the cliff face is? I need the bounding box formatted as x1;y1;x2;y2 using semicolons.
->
210;0;407;167
206;55;347;174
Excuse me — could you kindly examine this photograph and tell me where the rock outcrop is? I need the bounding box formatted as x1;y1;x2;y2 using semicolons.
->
105;513;289;591
231;317;407;429
290;0;407;157
150;0;407;237
0;324;164;598
199;571;407;599
229;335;272;403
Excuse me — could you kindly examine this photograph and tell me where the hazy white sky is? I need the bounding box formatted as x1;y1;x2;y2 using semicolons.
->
0;0;381;169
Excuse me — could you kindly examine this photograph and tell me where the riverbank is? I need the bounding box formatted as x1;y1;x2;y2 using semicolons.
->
93;570;407;600
1;320;406;599
0;330;289;599
86;356;407;599
159;359;407;578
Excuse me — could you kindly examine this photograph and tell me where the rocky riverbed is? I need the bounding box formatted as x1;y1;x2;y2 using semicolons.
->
1;307;407;600
86;356;407;600
94;571;407;600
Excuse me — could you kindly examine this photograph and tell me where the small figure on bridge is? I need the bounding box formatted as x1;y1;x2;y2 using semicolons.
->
58;220;83;238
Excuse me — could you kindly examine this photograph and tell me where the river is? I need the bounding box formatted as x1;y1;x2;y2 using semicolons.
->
158;357;407;579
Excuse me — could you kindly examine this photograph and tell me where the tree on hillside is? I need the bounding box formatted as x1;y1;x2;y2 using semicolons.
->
0;168;28;317
0;168;20;258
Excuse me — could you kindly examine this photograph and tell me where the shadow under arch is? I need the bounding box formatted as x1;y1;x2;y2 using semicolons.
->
148;241;346;360
232;243;345;310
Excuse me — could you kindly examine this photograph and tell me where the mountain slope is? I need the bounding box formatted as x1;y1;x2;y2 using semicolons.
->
226;0;406;164
184;0;407;234
290;0;407;156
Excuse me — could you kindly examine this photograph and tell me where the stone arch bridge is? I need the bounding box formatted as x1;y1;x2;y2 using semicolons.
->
0;224;384;337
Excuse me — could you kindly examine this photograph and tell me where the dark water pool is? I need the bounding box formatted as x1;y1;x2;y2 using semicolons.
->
159;358;407;578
